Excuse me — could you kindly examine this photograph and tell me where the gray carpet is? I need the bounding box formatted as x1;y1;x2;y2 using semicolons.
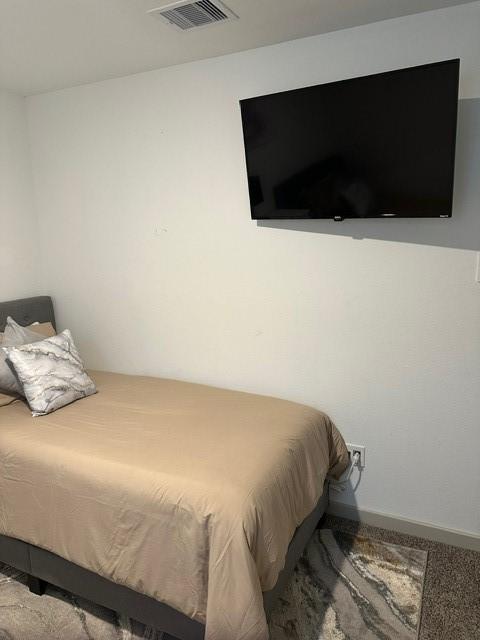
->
0;529;427;640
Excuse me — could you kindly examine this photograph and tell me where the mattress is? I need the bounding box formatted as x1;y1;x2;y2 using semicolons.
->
0;371;348;640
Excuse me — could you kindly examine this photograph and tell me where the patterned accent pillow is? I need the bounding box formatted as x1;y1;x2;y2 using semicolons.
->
0;318;56;396
3;330;96;416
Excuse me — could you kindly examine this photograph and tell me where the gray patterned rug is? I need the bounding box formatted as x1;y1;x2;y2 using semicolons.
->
269;529;427;639
0;529;427;640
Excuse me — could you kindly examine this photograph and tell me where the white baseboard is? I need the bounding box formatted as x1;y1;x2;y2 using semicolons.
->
327;501;480;552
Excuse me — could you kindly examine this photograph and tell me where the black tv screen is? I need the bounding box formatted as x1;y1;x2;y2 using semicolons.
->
240;59;459;220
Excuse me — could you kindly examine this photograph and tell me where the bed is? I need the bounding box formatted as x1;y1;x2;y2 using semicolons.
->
0;296;349;640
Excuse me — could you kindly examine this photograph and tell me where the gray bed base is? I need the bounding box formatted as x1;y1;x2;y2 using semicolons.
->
0;296;329;640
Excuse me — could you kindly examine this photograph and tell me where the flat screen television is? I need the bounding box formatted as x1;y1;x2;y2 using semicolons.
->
240;59;460;220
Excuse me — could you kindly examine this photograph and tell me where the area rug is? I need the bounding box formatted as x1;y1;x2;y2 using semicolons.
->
269;529;427;640
0;529;427;640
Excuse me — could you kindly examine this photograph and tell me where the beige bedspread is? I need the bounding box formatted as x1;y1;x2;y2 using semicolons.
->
0;371;348;640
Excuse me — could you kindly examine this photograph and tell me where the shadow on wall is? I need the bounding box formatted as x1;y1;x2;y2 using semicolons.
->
258;98;480;252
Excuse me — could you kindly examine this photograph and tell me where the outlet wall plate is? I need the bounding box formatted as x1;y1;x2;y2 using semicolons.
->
346;443;366;468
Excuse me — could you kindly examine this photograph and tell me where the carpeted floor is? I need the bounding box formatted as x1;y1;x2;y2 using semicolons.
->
0;527;428;640
321;515;480;640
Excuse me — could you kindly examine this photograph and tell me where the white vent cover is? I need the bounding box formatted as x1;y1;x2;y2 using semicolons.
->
148;0;238;31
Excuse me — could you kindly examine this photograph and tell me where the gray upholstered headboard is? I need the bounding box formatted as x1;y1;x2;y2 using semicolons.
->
0;297;56;332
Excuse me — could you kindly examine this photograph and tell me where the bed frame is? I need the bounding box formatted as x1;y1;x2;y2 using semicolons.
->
0;296;328;640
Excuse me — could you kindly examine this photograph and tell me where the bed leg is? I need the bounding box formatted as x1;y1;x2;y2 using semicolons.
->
27;575;47;596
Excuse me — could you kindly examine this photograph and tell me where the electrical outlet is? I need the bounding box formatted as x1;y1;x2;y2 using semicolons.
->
346;443;366;468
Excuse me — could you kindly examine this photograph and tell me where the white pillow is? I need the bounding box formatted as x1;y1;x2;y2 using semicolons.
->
3;317;55;343
3;330;96;416
0;317;55;396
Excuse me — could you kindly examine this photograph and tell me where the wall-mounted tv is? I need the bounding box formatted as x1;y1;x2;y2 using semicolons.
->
240;59;460;220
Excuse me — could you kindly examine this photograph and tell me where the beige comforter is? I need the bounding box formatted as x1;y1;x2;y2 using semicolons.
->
0;371;348;640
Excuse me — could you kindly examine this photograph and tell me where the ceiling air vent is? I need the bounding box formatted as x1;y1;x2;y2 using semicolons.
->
148;0;238;31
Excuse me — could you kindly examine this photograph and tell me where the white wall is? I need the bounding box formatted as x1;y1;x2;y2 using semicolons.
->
0;90;38;299
27;2;480;535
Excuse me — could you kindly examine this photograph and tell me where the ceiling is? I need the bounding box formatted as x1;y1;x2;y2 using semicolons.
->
0;0;473;95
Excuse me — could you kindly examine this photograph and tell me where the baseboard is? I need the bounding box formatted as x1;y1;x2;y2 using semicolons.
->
327;502;480;552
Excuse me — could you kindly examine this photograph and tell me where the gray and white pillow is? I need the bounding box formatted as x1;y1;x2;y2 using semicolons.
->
0;317;55;396
3;330;96;416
